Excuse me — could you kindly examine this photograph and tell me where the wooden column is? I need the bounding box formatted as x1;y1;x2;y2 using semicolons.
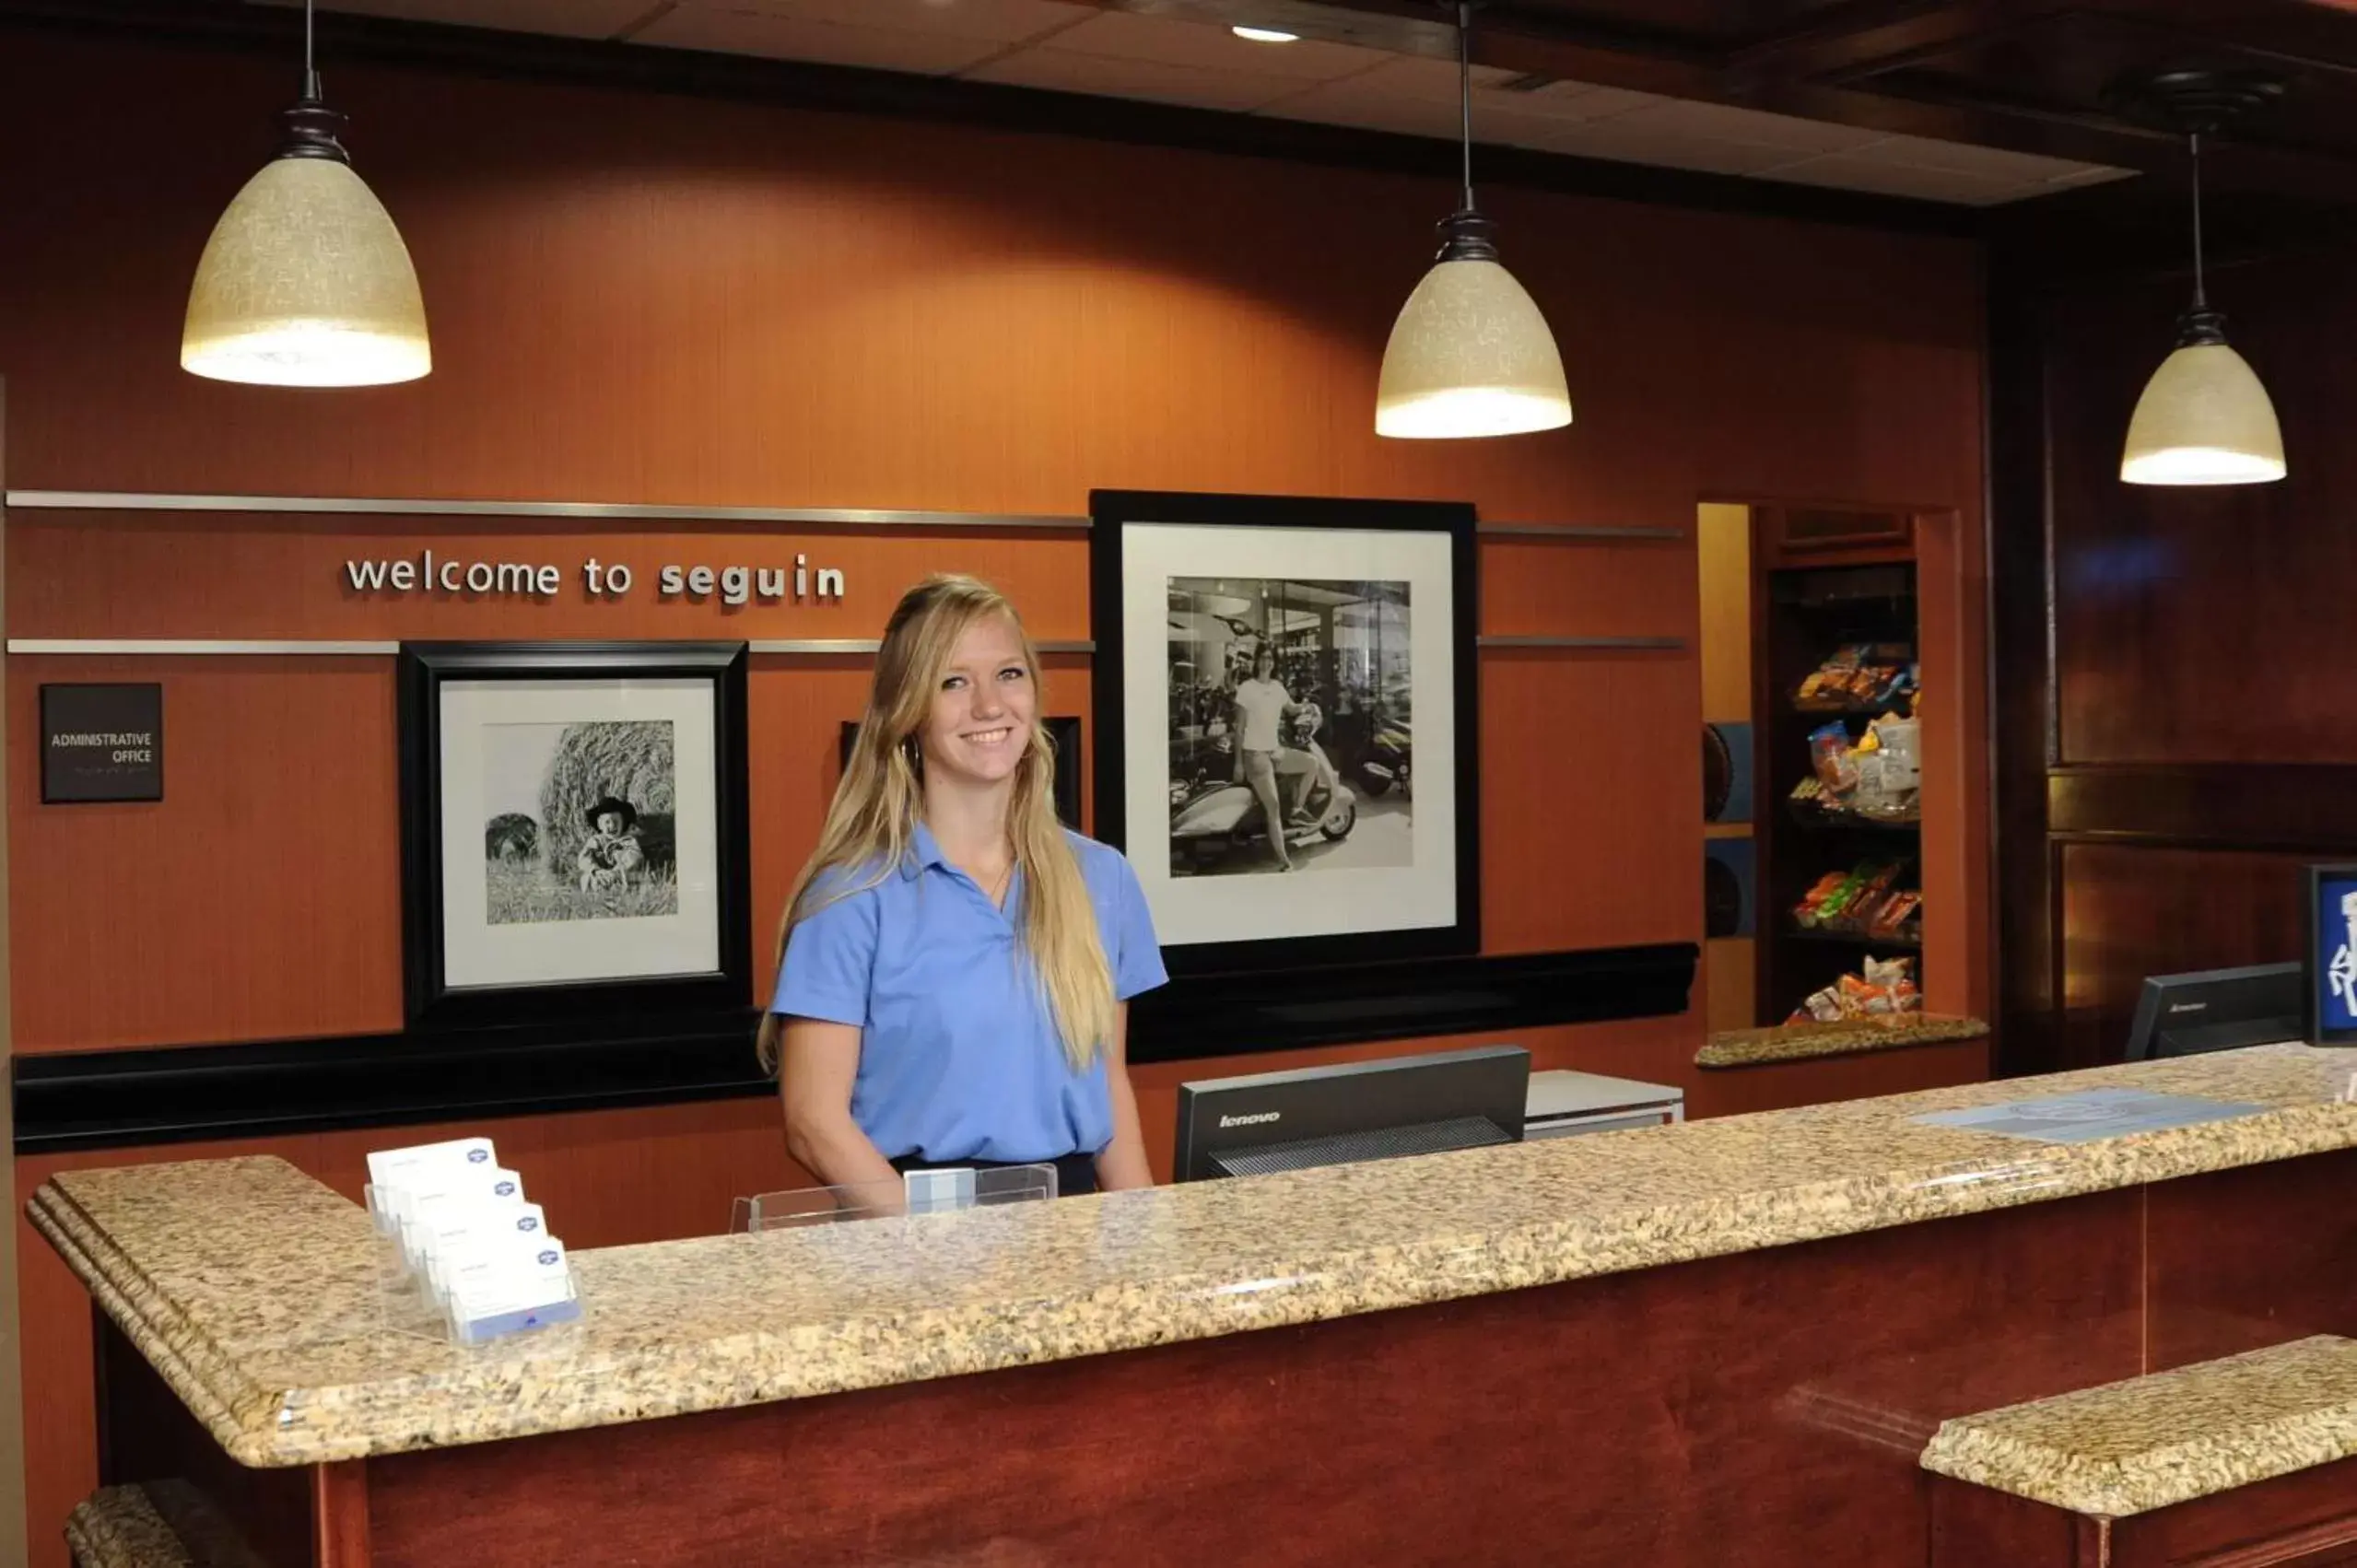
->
0;374;32;1564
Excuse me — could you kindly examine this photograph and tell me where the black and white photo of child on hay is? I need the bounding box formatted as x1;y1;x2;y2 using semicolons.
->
480;720;680;925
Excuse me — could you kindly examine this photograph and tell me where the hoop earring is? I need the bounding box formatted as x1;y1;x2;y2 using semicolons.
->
902;736;923;777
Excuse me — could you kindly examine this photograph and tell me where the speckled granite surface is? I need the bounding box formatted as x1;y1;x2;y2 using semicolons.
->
66;1481;211;1568
31;1045;2357;1469
1921;1335;2357;1515
1697;1014;1991;1069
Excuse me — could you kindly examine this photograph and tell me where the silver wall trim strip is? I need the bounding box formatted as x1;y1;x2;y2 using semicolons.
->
750;638;1095;655
6;638;400;656
1477;523;1687;541
1;491;1092;531
10;637;1100;658
1477;635;1688;650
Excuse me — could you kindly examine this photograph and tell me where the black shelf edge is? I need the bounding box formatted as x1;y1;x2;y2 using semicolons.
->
1126;944;1698;1068
1785;809;1922;836
14;944;1698;1153
1782;927;1922;952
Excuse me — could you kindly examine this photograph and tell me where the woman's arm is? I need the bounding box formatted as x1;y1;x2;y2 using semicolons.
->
1094;1003;1156;1191
778;1018;902;1193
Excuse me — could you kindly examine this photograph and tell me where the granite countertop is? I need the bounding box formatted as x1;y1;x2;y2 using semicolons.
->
1696;1013;1990;1069
1919;1335;2357;1515
31;1044;2357;1469
64;1479;260;1568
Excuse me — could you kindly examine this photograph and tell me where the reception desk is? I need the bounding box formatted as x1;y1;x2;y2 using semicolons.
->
32;1045;2357;1566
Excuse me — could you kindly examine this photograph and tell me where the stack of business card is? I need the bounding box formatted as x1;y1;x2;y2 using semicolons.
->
364;1136;580;1344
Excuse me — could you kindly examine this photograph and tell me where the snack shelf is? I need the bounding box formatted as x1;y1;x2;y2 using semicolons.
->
1785;802;1921;835
1790;700;1906;718
1754;554;1922;1027
1786;925;1920;951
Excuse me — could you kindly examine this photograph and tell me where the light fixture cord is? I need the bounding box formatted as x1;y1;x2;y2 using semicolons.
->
304;0;320;100
1458;2;1475;213
2189;129;2207;311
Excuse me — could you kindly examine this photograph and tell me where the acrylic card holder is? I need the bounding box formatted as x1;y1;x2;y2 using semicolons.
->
365;1177;584;1347
731;1163;1058;1233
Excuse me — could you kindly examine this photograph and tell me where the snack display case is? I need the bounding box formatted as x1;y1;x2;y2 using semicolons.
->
1753;554;1924;1024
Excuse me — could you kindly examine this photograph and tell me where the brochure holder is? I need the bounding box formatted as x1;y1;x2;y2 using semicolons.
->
731;1163;1059;1233
365;1183;583;1347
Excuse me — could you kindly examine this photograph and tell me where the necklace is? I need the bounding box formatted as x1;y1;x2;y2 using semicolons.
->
982;857;1014;909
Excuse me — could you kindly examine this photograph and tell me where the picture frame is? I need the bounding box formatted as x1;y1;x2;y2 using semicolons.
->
397;642;752;1029
2302;862;2357;1045
838;715;1085;829
1090;488;1480;977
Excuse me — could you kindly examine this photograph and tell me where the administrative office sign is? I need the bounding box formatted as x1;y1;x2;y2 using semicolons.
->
41;683;162;803
2304;863;2357;1044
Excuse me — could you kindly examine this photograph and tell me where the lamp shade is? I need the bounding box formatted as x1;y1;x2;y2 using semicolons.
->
1376;256;1570;439
182;154;430;387
2119;340;2283;486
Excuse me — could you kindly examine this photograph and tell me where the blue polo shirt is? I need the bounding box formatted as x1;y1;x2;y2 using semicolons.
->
771;825;1167;1164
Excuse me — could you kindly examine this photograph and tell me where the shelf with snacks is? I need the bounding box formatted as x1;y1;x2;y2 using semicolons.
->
1784;787;1920;835
1785;925;1921;952
1753;556;1924;1026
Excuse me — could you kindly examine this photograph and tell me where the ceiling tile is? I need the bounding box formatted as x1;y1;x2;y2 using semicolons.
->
1040;10;1390;82
1591;98;1884;155
1845;133;2125;184
963;46;1310;111
1759;154;2025;205
260;0;652;36
691;0;1093;44
636;2;1085;73
1536;119;1806;177
1477;79;1660;124
1261;55;1570;146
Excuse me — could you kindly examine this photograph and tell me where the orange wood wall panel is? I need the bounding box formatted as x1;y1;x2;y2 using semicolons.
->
1913;509;1992;1022
7;658;406;1051
1477;535;1700;642
0;32;1982;523
1478;649;1699;954
6;516;1092;642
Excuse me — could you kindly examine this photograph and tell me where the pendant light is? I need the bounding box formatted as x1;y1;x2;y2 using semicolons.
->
182;0;430;386
2119;72;2283;486
1375;2;1570;439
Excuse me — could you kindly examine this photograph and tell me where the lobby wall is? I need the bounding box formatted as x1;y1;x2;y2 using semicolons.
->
1;21;1987;1563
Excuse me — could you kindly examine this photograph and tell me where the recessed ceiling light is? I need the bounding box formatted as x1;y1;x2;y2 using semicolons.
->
1232;26;1301;43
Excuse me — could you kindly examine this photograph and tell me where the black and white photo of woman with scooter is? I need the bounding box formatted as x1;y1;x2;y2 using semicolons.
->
1168;646;1356;877
1230;647;1333;872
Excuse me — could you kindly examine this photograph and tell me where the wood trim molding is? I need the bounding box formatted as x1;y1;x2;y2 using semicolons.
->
0;376;29;1567
3;491;1091;530
2047;765;2357;851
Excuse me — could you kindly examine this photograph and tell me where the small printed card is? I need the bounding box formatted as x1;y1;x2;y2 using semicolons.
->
1911;1087;2270;1144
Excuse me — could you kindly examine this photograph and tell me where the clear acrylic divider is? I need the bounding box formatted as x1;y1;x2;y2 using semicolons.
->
363;1182;585;1348
732;1163;1059;1233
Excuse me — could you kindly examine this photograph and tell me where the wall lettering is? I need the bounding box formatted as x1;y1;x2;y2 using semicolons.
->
341;550;845;604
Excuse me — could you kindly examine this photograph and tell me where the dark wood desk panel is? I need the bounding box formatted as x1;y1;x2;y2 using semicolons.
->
100;1187;2143;1568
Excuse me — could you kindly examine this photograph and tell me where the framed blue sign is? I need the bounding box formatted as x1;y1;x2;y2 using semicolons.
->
2303;863;2357;1044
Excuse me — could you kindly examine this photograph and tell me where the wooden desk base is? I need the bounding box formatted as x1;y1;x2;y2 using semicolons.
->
1932;1459;2357;1568
93;1150;2357;1568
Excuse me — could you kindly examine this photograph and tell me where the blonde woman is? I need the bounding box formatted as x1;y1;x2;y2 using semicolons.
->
756;575;1166;1197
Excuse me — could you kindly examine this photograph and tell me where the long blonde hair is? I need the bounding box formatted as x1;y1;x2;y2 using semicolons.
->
756;574;1115;1076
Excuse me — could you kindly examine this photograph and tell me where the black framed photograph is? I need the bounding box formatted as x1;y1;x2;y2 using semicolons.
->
838;715;1085;829
1090;488;1480;976
2303;862;2357;1045
398;642;752;1028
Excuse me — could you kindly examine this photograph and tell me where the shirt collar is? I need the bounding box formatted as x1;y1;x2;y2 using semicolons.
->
902;821;950;881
